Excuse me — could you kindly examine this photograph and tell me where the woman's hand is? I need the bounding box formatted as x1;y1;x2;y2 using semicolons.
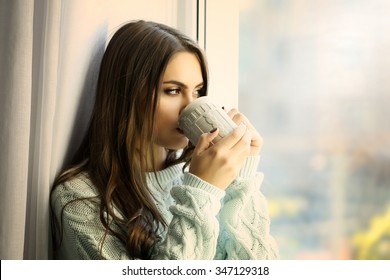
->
189;121;252;190
226;109;263;157
189;109;263;190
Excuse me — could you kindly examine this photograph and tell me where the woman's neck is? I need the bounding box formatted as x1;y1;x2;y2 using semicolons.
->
148;145;168;172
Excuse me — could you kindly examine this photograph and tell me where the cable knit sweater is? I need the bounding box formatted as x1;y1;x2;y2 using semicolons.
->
51;156;279;260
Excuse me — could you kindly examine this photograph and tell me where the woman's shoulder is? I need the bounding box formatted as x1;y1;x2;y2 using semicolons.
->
51;172;99;205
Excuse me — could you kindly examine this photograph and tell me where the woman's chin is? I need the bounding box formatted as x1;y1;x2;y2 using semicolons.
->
169;138;189;150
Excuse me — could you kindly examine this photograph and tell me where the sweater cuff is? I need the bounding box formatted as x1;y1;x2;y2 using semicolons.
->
183;172;225;199
238;156;260;178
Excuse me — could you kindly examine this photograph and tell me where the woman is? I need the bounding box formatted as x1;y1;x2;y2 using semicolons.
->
50;20;279;260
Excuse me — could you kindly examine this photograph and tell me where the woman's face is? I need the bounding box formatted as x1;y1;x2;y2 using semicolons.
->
154;51;204;150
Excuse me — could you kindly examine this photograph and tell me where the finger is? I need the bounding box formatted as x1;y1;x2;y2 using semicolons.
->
232;113;248;126
227;108;239;120
251;131;263;149
226;109;261;149
229;110;258;138
193;128;219;155
214;122;247;150
232;128;252;156
227;109;252;128
232;126;252;151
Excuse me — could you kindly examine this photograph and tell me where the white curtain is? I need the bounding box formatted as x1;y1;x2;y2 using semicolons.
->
0;0;189;260
0;0;35;260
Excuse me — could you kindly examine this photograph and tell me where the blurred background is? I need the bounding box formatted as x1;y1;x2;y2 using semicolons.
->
239;0;390;259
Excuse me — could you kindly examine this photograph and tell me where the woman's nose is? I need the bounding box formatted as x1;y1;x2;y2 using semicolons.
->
180;92;195;113
185;93;195;105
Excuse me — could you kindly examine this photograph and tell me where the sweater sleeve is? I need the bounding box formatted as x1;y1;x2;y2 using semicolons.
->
153;173;225;259
216;156;280;260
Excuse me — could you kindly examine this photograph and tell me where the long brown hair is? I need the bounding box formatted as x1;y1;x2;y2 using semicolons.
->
50;20;208;259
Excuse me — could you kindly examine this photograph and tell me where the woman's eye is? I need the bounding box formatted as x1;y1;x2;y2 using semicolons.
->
194;88;205;97
165;88;180;95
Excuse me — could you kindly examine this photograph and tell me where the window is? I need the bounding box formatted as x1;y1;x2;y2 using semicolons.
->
239;0;390;259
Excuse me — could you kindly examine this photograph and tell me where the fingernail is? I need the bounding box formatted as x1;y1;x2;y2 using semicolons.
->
209;128;217;133
238;122;247;129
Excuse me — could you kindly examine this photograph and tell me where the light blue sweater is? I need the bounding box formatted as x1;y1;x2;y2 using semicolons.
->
51;156;279;259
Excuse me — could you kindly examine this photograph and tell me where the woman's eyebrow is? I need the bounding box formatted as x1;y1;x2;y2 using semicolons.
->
162;80;204;88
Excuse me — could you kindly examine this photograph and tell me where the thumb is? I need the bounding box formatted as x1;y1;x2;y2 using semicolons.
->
193;128;219;155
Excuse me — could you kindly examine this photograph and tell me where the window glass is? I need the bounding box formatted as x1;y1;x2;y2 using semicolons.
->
239;0;390;259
